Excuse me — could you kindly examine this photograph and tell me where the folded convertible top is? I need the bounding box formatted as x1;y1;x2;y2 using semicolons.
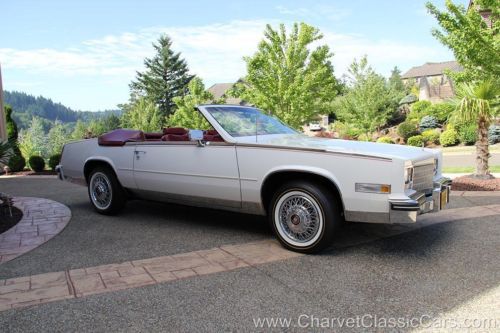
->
97;129;145;146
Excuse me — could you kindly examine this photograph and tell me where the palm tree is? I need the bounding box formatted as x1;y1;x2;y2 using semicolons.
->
450;80;499;178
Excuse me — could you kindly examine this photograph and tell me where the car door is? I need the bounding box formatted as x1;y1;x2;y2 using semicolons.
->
132;142;241;209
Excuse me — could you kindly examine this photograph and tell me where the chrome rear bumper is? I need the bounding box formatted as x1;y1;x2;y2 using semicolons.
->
389;177;451;223
55;164;65;181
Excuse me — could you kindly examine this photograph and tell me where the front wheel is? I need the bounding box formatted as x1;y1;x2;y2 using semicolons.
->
88;167;125;215
269;181;341;253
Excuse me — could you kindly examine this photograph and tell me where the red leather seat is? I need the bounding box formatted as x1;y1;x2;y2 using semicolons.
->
163;127;188;135
203;134;224;142
161;134;189;141
144;132;163;140
204;129;218;136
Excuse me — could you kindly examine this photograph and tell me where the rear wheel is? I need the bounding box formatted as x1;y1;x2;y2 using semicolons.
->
88;167;125;215
269;180;341;253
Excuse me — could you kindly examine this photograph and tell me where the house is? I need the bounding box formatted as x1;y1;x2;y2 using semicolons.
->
468;0;493;28
207;82;247;105
402;61;462;103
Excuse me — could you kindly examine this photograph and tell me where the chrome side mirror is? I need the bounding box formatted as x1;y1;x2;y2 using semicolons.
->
189;129;206;147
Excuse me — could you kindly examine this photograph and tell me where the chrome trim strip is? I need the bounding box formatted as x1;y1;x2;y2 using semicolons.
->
236;143;393;162
132;169;240;180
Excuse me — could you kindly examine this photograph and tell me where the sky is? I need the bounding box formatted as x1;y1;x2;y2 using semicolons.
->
0;0;468;111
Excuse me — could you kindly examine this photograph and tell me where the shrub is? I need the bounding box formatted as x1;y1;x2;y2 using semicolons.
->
407;100;432;121
411;100;432;114
357;133;370;141
489;125;500;144
407;135;424;147
48;154;61;171
426;103;454;123
28;155;45;172
419;115;439;131
421;129;440;144
7;154;26;172
439;129;459;147
397;121;419;141
457;124;477;145
376;136;394;144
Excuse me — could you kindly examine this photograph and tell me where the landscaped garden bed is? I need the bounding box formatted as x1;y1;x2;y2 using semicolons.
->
0;196;23;234
451;176;500;191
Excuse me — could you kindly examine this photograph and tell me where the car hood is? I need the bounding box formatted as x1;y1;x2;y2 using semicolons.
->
236;134;437;162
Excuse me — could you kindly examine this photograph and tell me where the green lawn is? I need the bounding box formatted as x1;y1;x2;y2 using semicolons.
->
442;165;500;173
440;143;500;155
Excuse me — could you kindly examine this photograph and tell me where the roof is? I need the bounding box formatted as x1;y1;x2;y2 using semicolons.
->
402;61;462;79
207;82;248;105
207;83;235;99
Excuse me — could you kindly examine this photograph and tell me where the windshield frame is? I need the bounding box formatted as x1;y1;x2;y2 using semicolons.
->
197;105;298;142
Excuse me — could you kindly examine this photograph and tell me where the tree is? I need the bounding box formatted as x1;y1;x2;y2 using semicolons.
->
450;80;499;178
71;120;88;140
120;98;162;132
19;117;47;159
47;120;68;156
168;78;222;129
388;66;406;93
130;35;194;120
101;114;121;133
5;105;18;141
233;23;339;129
426;0;499;82
334;57;399;139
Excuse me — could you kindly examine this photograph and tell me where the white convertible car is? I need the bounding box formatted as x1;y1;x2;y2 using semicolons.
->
57;105;451;253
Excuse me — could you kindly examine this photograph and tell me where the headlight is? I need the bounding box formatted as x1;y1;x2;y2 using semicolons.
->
404;167;414;189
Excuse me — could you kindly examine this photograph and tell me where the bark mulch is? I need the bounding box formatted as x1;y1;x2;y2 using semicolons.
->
0;206;23;234
451;175;500;191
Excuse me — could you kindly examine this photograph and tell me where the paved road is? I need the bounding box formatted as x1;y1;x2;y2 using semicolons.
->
443;152;500;167
0;177;499;332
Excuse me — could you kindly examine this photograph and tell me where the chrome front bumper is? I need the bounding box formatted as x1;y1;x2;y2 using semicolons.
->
389;177;452;223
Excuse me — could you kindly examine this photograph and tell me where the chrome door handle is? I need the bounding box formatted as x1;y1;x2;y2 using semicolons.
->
135;151;146;159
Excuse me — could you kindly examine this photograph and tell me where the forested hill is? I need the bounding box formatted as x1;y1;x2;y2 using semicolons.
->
4;91;121;129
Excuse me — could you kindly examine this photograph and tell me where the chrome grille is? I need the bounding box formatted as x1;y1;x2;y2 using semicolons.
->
412;163;434;191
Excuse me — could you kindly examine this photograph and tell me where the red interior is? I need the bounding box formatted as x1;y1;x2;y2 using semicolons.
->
98;128;223;146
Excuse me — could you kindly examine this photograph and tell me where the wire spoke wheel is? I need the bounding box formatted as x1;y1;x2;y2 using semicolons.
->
274;190;324;247
90;172;113;210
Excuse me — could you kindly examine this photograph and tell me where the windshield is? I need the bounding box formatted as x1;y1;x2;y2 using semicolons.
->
206;106;297;137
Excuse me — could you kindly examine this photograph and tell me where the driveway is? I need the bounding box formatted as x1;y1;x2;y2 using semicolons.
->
0;177;499;332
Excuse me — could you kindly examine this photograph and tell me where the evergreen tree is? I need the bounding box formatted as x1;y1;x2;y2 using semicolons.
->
5;105;18;141
388;66;405;93
130;35;194;121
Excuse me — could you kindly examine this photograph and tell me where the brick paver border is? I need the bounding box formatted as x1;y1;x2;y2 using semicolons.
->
0;240;301;311
1;203;499;312
0;197;71;264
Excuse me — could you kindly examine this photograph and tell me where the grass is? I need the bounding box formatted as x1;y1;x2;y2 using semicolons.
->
440;143;500;154
442;165;500;173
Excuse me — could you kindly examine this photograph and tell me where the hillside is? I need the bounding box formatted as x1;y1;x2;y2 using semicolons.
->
4;91;121;129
